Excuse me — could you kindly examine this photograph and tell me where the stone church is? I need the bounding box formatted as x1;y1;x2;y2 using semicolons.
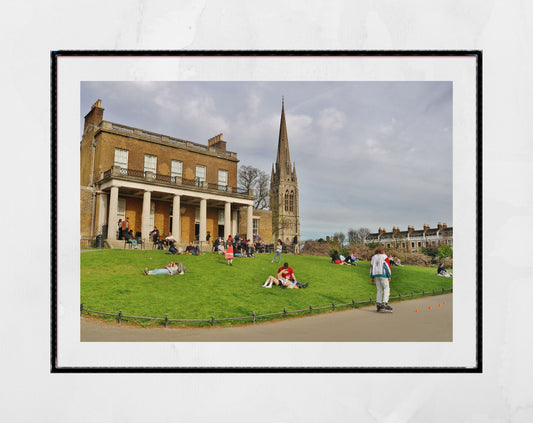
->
270;99;300;244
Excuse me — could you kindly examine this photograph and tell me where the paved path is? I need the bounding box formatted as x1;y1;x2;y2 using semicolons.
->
81;294;452;342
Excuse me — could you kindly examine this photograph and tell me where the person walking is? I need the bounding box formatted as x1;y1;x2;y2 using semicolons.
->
370;246;392;312
271;240;282;263
225;243;234;266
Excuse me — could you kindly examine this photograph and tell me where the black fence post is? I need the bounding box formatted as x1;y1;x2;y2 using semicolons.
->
369;296;373;305
332;302;335;312
283;307;287;319
118;310;122;324
211;316;215;327
399;293;402;301
442;287;445;294
165;314;168;328
80;303;83;316
352;299;355;309
433;289;435;295
309;305;313;315
411;291;414;298
252;311;256;324
422;290;425;297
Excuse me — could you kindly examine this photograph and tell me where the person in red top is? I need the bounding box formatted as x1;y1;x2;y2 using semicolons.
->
275;262;308;289
225;243;234;266
277;262;295;281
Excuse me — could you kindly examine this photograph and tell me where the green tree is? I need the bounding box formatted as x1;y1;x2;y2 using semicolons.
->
438;244;453;258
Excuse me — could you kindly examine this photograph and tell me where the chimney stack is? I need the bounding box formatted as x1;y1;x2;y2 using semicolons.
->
208;133;227;151
408;225;414;234
437;222;443;231
83;99;104;132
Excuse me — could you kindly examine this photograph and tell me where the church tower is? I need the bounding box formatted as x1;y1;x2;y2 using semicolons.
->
271;98;300;243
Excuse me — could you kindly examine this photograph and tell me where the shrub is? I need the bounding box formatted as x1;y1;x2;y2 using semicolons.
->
302;240;332;256
438;244;453;258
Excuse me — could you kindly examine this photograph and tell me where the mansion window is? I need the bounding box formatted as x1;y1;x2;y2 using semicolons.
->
218;169;228;191
253;218;259;237
284;191;289;212
171;160;183;182
144;154;157;179
114;148;128;174
196;165;206;187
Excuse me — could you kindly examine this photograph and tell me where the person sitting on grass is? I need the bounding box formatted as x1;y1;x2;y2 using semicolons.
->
166;240;179;255
262;269;308;289
275;263;309;288
437;263;453;277
143;262;185;276
185;241;200;255
345;252;359;265
390;255;403;266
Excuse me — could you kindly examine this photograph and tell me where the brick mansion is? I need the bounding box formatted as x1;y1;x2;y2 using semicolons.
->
80;99;300;249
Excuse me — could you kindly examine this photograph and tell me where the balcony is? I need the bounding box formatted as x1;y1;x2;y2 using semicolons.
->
101;166;252;197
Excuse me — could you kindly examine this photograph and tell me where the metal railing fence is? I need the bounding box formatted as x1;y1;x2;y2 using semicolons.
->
81;287;453;328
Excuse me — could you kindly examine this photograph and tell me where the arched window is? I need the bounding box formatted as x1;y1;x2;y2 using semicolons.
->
289;190;294;212
284;190;289;212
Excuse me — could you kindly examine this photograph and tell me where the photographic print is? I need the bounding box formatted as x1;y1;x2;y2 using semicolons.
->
52;51;480;371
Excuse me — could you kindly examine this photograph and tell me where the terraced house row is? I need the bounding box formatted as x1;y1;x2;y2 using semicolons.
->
80;100;264;249
363;223;453;252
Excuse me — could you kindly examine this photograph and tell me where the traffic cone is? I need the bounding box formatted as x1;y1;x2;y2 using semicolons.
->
415;309;419;313
429;306;432;310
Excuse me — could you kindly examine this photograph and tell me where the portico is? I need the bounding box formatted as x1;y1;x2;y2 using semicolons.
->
98;173;254;247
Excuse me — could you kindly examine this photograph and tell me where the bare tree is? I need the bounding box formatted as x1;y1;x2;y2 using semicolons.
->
238;165;270;209
347;227;370;244
334;231;346;248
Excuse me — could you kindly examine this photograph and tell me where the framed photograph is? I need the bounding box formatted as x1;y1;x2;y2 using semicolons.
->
52;51;481;371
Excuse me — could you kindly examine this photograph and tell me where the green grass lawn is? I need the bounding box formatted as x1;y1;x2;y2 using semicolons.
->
81;250;453;326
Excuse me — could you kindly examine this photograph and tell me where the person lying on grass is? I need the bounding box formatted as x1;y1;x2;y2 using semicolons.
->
143;262;185;276
262;269;308;289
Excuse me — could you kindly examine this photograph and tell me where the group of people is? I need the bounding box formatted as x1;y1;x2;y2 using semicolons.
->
262;262;309;289
213;235;257;259
330;250;359;266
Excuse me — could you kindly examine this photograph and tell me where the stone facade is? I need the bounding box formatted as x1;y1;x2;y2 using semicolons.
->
80;100;255;248
270;99;300;244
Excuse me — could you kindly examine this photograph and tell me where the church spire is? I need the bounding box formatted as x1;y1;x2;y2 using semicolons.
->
276;97;291;172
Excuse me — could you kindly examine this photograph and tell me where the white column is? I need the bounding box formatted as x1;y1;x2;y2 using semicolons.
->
172;195;181;243
199;198;207;243
224;202;231;239
232;210;238;238
107;186;119;240
141;190;152;240
246;205;254;242
97;192;108;235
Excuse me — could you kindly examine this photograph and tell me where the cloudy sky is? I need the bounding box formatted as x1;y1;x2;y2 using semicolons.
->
81;81;452;240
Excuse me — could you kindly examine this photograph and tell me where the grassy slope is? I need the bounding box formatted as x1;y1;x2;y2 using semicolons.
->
81;250;452;325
